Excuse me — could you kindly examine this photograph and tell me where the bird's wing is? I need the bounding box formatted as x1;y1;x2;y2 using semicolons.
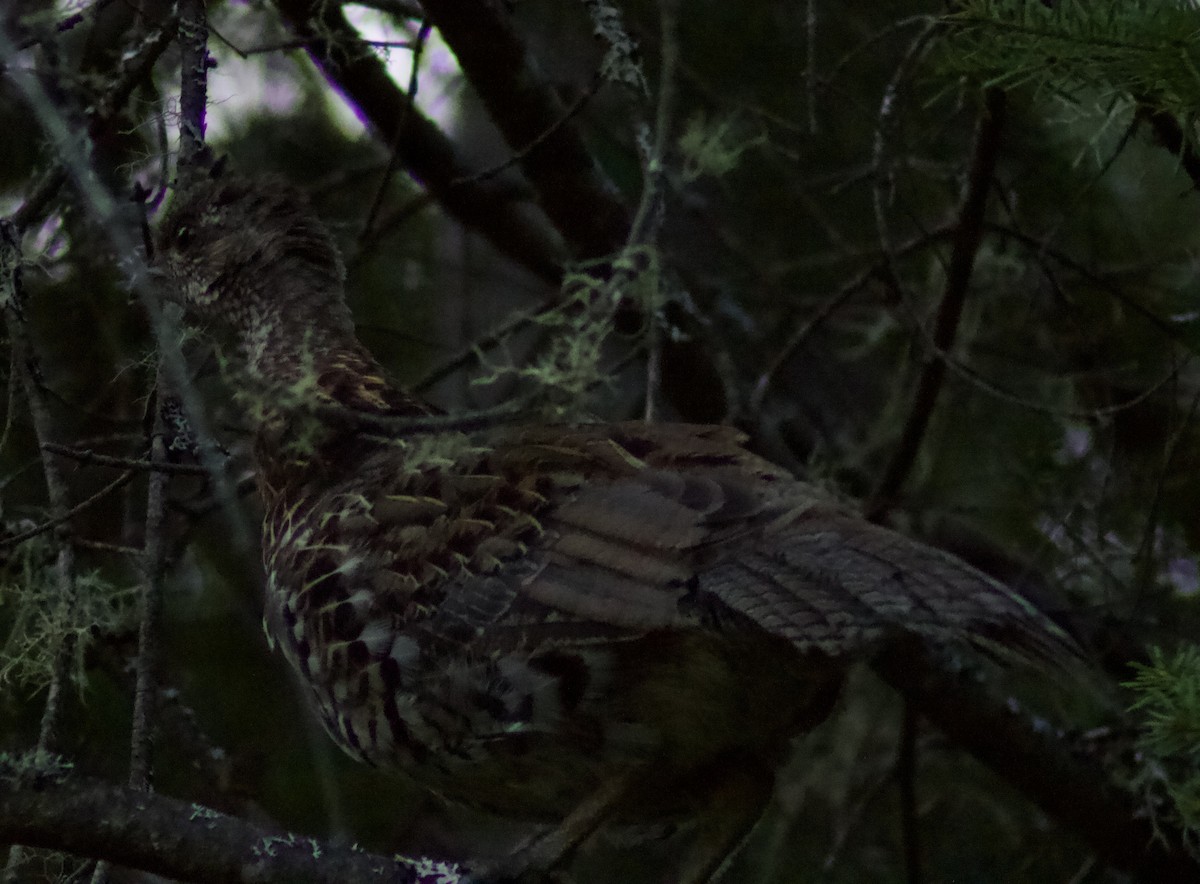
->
494;422;1078;665
298;421;1074;665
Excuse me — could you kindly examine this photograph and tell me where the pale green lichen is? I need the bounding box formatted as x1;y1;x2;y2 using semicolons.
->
0;749;74;784
678;113;766;183
0;535;136;695
474;245;662;420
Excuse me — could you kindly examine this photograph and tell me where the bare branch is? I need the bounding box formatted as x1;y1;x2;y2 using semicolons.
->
273;0;567;283
9;18;178;234
418;0;630;260
0;468;136;549
39;443;211;476
361;16;431;241
867;88;1007;520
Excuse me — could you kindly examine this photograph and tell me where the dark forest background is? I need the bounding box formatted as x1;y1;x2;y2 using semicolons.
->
3;1;1200;882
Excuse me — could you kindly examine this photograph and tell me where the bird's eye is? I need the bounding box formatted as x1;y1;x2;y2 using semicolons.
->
176;225;192;248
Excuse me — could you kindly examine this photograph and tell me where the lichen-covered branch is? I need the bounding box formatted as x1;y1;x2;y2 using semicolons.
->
0;767;463;884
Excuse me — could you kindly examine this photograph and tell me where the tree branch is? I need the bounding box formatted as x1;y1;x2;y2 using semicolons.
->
0;224;82;754
867;87;1006;520
418;0;630;260
39;443;211;475
0;468;136;549
0;769;464;884
272;0;566;284
8;15;177;235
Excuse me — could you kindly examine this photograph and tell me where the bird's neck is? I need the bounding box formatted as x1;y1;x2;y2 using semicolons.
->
233;311;434;496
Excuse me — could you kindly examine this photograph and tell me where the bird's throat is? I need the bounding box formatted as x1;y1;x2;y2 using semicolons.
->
234;322;433;493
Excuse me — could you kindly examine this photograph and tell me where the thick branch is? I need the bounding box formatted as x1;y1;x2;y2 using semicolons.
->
273;0;566;283
418;0;630;260
0;771;461;884
273;1;731;422
125;0;211;797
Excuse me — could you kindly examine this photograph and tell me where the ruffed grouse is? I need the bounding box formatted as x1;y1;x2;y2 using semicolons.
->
157;176;1076;882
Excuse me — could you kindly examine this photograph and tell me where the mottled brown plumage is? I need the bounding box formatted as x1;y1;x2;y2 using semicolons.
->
157;175;1077;882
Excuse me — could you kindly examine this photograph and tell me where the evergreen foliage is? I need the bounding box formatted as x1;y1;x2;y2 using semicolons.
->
1127;646;1200;838
940;0;1200;120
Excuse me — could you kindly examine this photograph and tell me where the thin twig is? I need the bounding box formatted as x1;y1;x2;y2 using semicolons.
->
805;0;818;133
638;0;679;422
0;469;136;549
749;222;959;416
870;19;941;285
449;79;602;188
821;15;932;102
360;16;432;241
349;190;437;267
1139;103;1200;191
411;305;543;392
866;88;1007;521
982;221;1191;347
1130;385;1200;607
315;397;529;436
40;443;211;475
71;538;146;557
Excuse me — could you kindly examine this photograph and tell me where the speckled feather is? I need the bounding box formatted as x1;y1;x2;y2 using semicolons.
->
158;176;1078;825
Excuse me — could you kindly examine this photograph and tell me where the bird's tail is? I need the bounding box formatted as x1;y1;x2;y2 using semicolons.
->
703;505;1082;667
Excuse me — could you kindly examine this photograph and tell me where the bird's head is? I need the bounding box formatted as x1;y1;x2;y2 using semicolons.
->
155;175;353;343
154;173;423;456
